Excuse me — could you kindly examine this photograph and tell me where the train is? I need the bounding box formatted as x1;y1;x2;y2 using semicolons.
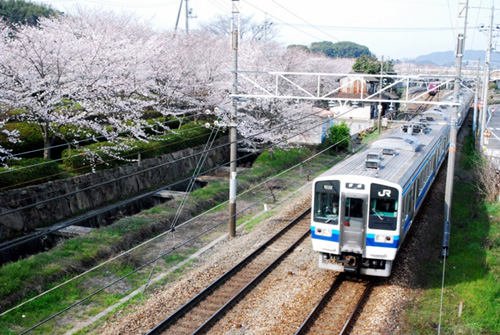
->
428;82;440;96
311;88;474;277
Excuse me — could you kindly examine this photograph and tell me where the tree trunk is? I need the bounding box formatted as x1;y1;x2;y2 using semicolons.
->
163;115;168;135
41;123;52;160
43;137;52;160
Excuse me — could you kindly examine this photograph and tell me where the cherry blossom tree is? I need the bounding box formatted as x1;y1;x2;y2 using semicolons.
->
0;6;359;165
145;31;229;132
0;18;84;159
0;118;19;166
215;40;355;149
70;10;155;143
0;10;155;159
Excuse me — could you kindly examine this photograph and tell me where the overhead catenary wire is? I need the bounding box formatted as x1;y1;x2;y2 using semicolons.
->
0;121;216;194
80;0;179;9
0;129;218;196
0;100;357;214
3;108;207;167
0;112;347;261
0;105;326;210
0;109;335;257
7;121;350;332
143;123;221;289
206;0;228;14
268;0;339;42
289;23;456;32
0;106;360;255
242;0;327;42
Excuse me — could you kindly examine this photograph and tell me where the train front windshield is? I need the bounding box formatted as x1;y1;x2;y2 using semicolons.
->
369;184;398;230
314;180;340;224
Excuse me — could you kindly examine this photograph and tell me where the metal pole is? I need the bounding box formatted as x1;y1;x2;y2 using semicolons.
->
443;0;468;251
473;58;480;134
185;0;189;33
480;4;494;151
229;0;239;238
174;0;183;32
378;56;383;134
264;13;267;42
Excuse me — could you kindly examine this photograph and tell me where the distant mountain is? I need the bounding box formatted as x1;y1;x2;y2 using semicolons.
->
410;50;500;67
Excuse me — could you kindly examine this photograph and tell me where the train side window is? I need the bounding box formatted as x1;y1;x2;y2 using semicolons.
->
408;185;415;213
402;194;409;219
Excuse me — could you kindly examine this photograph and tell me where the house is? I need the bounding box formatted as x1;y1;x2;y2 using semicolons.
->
288;74;398;146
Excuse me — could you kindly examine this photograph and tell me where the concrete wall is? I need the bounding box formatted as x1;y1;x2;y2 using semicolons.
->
0;137;229;239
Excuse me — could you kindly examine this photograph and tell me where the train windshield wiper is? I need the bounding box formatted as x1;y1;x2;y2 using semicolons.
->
371;208;383;220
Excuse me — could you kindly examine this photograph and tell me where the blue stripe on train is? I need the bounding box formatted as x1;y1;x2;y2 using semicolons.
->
311;228;399;248
366;233;400;248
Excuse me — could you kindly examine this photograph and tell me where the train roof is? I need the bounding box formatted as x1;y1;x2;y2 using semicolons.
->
318;89;474;189
325;123;446;188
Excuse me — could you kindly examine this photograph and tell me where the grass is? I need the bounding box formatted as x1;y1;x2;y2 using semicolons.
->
403;133;500;334
244;210;277;231
0;146;336;334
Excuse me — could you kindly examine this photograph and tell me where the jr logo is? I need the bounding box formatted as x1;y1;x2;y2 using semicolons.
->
378;189;392;197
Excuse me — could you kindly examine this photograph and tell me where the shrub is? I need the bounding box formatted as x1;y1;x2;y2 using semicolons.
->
319;121;351;153
0;122;43;156
0;158;66;189
0;121;99;158
61;123;225;172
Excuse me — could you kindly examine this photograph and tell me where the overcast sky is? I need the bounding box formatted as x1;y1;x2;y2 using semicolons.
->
35;0;498;60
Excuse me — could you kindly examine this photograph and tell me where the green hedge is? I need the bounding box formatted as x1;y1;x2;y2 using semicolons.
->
0;122;43;155
0;116;190;158
0;158;66;189
0;122;97;158
61;123;225;173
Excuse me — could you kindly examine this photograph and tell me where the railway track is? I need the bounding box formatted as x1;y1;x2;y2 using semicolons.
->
296;273;374;335
146;208;312;335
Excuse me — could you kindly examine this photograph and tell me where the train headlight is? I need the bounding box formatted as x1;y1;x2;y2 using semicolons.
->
315;227;332;237
375;235;394;243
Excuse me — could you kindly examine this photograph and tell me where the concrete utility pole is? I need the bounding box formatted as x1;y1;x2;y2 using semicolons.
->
480;4;495;151
174;0;183;32
264;13;268;42
473;58;480;134
377;56;383;134
228;0;240;238
442;0;468;258
185;0;189;33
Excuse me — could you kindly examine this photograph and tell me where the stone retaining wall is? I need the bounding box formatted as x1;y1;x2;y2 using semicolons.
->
0;137;229;240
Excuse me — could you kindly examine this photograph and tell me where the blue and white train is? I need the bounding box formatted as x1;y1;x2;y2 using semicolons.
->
311;88;474;276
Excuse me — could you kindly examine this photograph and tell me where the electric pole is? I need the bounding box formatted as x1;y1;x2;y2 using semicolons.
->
480;3;495;151
473;58;480;134
185;0;189;33
377;56;383;134
229;0;239;238
440;4;469;331
442;0;468;259
174;0;183;32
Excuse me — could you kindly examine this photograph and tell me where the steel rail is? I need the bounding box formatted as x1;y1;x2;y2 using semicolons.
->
294;273;346;335
295;275;374;335
146;208;311;335
339;279;374;335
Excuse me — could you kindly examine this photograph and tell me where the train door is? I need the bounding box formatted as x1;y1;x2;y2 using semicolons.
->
340;194;367;254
